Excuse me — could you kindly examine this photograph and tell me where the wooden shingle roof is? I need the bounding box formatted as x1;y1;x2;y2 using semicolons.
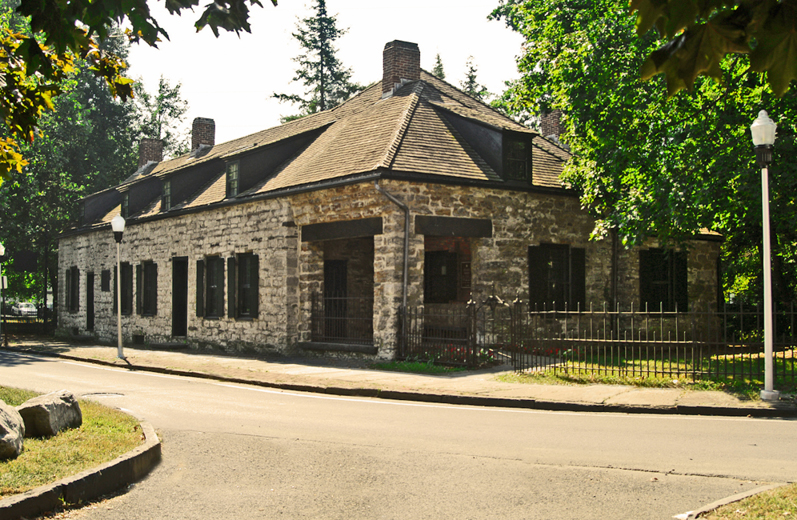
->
87;68;571;226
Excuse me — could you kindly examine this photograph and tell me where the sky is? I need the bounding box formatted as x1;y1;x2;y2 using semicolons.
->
126;0;525;146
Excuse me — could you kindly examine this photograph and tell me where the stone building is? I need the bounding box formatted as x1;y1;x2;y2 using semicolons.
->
58;40;722;358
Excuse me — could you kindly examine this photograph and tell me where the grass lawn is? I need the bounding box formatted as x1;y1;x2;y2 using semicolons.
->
0;386;143;498
702;483;797;519
370;360;468;375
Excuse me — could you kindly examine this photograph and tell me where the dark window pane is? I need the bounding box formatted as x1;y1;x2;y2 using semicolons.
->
424;251;458;304
505;140;529;182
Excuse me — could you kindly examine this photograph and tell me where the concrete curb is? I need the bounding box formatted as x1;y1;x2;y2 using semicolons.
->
674;483;786;519
0;421;161;520
5;345;797;418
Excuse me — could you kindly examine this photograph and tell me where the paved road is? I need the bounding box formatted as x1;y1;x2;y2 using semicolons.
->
2;350;795;519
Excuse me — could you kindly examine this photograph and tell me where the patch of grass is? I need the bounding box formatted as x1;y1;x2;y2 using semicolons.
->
370;360;467;375
495;370;778;400
702;483;797;519
0;387;143;498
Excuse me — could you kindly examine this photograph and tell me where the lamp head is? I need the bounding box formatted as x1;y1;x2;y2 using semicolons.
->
751;110;777;147
111;214;125;243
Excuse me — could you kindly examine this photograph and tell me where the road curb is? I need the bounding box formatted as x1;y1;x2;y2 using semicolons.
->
4;345;796;418
0;421;161;520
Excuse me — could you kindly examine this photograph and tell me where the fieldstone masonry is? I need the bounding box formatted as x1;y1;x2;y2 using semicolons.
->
59;179;721;359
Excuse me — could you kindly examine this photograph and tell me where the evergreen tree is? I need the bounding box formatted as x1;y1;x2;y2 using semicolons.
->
460;56;489;101
273;0;363;120
432;53;446;80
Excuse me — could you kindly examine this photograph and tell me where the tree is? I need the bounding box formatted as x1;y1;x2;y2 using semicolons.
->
460;56;489;101
630;0;797;97
432;53;446;79
135;76;190;159
0;0;274;182
490;0;797;302
272;0;363;120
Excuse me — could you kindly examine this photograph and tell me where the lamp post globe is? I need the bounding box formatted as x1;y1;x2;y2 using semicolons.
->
750;110;779;401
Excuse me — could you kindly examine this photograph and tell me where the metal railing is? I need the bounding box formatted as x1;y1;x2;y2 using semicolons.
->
310;292;374;345
399;298;797;387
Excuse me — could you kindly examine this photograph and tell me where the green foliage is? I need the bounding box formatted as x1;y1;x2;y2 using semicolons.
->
432;53;446;79
273;0;363;120
630;0;797;96
491;0;797;302
703;482;797;519
134;76;190;158
460;56;489;101
0;0;273;181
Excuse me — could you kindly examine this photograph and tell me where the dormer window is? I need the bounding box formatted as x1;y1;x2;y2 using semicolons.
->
226;161;239;198
121;192;130;218
162;180;171;211
505;139;531;182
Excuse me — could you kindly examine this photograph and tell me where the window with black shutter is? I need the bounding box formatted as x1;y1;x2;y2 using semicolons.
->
113;262;133;315
136;261;158;316
639;248;688;312
528;244;586;310
101;270;111;292
205;256;224;318
237;253;259;319
66;266;79;313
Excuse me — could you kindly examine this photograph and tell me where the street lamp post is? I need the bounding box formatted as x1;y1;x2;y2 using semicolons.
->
750;110;780;401
111;214;126;360
0;243;6;347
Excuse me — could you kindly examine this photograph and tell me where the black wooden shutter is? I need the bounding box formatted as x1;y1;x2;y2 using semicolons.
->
136;264;143;315
673;251;688;312
151;263;158;315
528;246;545;310
227;256;236;319
570;248;586;310
196;259;204;317
64;268;71;312
250;255;259;317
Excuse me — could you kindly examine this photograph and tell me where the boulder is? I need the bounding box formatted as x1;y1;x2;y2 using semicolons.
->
0;399;25;460
17;390;82;438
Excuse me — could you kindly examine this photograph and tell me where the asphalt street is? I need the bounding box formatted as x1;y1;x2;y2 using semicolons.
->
2;350;794;519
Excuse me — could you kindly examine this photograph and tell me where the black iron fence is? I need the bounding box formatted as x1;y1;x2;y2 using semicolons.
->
399;298;797;388
310;292;374;345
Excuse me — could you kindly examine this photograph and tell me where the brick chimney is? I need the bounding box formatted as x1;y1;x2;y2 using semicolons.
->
192;117;215;151
540;110;564;139
382;40;420;97
138;138;163;168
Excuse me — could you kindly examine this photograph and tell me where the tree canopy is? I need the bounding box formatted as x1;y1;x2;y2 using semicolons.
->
432;53;446;80
460;56;489;101
273;0;363;120
630;0;797;96
0;0;273;182
491;0;797;302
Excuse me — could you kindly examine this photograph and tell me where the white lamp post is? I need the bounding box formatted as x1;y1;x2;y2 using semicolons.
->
111;214;126;360
750;110;780;401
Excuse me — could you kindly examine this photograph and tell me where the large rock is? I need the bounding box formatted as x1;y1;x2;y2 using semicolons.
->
17;390;82;438
0;399;25;460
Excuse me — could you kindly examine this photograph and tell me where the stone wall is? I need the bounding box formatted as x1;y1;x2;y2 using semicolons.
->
59;178;721;358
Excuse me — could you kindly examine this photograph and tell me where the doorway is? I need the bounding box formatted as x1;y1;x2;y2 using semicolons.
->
324;260;347;339
172;257;188;337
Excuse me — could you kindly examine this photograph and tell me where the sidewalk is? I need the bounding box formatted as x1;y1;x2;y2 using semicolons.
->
4;337;796;418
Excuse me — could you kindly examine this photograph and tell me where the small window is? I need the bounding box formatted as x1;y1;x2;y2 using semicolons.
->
424;251;459;304
505;139;531;182
226;161;239;198
528;244;585;310
639;248;687;312
229;253;259;319
114;262;133;315
100;269;111;292
136;261;158;316
162;180;171;211
65;266;79;313
121;192;130;218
